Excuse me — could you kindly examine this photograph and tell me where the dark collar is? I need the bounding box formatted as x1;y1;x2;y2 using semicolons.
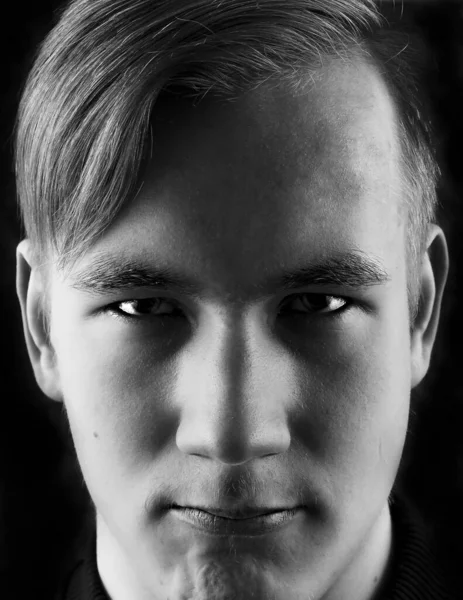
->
59;495;457;600
383;495;456;599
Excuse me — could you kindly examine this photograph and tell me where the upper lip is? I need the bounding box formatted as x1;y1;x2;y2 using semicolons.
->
172;505;298;519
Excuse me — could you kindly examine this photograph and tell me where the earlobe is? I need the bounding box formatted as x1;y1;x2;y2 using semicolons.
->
410;225;449;388
16;240;63;402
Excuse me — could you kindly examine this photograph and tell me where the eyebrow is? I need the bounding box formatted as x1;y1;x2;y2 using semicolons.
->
67;250;390;298
68;255;202;297
269;251;390;291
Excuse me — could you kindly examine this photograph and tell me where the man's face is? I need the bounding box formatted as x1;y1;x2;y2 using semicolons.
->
40;58;414;599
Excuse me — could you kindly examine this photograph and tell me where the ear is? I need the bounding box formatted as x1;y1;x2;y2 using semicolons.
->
16;239;63;402
410;225;449;388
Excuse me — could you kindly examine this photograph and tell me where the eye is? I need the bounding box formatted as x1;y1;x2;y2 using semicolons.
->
108;298;182;319
279;293;349;316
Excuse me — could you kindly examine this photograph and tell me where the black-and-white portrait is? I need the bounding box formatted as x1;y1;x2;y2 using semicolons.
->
1;1;461;599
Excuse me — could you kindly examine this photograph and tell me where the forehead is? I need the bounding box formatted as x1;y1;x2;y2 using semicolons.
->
63;56;405;293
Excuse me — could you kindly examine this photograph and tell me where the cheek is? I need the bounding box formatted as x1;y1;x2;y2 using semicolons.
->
292;305;412;501
52;319;176;486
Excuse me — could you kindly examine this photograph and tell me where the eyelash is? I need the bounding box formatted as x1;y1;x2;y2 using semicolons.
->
279;294;350;317
104;294;352;322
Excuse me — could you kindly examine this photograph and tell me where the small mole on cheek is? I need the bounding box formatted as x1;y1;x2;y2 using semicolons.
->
93;432;99;439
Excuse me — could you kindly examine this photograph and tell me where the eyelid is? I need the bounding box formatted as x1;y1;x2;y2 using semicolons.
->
99;291;355;323
120;297;178;316
98;296;184;321
279;292;352;315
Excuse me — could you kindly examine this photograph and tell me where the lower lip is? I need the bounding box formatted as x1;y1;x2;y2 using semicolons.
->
170;507;301;536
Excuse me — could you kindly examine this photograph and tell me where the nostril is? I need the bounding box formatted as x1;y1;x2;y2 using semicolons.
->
176;413;291;465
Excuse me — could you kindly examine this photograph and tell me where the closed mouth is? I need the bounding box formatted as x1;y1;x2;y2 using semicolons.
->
169;505;302;536
172;505;297;520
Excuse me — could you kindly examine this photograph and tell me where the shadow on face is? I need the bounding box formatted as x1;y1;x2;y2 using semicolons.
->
16;55;448;600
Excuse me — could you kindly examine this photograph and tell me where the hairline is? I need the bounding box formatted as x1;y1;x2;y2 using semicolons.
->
16;0;437;324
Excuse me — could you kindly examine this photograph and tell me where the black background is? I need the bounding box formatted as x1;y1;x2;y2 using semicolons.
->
0;1;462;598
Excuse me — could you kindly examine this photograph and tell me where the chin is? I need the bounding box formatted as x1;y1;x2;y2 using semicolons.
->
168;555;288;600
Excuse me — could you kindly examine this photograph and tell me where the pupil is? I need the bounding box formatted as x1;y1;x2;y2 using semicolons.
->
303;295;329;310
136;299;160;313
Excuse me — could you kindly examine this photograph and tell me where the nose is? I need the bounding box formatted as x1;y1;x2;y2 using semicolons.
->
175;314;292;465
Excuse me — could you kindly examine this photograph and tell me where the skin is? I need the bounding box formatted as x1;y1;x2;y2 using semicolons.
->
17;56;448;600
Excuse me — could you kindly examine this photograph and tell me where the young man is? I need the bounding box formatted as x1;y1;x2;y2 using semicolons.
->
14;0;455;599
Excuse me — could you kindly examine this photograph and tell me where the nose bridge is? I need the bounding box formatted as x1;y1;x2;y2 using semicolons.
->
175;311;291;464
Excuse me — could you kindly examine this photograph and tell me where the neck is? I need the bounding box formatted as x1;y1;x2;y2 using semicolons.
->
97;517;154;600
325;503;394;600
